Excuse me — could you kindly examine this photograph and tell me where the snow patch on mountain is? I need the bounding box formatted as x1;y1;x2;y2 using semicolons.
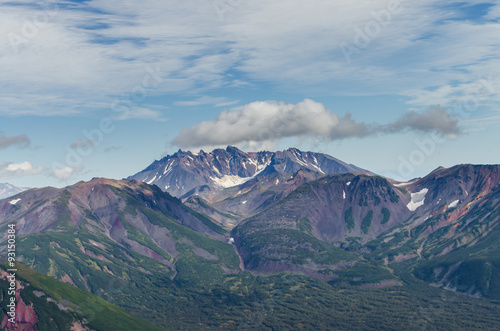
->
210;175;250;188
163;161;174;175
210;160;271;188
448;200;459;209
257;160;271;172
407;188;429;211
310;163;325;174
146;175;157;185
9;198;21;205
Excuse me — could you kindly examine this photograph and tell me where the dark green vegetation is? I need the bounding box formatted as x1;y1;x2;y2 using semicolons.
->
358;184;500;309
7;262;499;331
381;207;391;224
344;206;355;231
234;226;358;269
361;210;374;234
297;217;313;234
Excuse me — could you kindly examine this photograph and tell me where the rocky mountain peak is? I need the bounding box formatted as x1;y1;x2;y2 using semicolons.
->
129;147;369;199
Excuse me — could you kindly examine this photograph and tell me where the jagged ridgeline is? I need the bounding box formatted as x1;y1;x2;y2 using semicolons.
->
1;147;500;329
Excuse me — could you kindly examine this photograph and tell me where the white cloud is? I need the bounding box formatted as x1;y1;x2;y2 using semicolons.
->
486;4;500;19
172;99;340;147
0;161;44;179
172;99;460;148
48;164;84;181
49;166;75;181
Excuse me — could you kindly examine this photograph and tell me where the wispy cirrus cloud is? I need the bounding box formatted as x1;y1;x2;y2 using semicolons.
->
174;96;240;107
114;107;168;122
0;0;499;118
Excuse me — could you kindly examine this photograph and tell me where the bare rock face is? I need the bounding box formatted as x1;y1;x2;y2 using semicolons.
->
0;270;39;331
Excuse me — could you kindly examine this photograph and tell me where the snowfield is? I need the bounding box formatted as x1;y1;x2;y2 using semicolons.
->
406;188;429;211
448;199;459;209
9;198;21;205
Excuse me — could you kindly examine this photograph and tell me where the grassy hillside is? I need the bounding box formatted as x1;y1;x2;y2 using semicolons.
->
0;263;164;331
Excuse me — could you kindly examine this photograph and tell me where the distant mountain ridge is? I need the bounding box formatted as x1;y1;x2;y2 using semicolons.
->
0;183;28;199
129;146;369;199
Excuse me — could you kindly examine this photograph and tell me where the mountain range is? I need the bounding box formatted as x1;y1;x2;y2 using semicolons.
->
0;178;240;329
2;147;500;329
129;147;368;197
129;146;370;222
0;183;28;199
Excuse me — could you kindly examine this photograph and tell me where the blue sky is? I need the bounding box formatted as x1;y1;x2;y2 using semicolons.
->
1;0;500;188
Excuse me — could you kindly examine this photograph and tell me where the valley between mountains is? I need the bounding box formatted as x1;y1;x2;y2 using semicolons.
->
2;146;500;330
